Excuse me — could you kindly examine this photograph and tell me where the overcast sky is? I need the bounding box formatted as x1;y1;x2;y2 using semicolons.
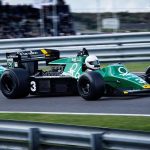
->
2;0;150;12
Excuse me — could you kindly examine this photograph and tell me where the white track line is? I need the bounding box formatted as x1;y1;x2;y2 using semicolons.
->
0;111;150;117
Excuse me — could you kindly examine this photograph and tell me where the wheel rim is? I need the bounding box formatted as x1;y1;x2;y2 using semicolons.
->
80;79;90;95
2;75;14;93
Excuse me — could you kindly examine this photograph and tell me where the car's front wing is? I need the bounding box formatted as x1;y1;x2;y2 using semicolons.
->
123;89;150;96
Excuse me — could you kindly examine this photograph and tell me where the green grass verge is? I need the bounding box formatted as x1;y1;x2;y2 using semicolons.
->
102;61;150;72
0;113;150;132
123;62;150;72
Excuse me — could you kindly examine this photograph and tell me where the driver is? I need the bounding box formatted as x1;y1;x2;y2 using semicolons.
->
85;55;100;71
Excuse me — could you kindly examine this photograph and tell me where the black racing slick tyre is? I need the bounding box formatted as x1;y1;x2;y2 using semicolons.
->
77;71;105;100
145;66;150;84
0;68;29;99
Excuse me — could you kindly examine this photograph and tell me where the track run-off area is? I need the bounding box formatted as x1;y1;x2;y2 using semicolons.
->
0;91;150;115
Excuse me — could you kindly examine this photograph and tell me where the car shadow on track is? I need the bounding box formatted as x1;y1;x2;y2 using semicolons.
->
17;94;80;101
1;91;149;101
26;95;150;102
100;95;150;101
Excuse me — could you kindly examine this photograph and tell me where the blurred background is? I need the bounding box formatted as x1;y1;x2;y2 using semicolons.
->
0;0;150;39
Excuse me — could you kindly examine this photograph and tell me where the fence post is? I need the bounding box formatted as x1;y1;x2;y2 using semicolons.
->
90;133;104;150
28;128;40;150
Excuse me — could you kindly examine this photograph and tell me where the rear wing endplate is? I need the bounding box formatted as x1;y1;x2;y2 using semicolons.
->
6;49;60;68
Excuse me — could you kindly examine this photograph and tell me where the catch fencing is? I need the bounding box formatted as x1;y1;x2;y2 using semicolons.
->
0;120;149;150
0;32;150;65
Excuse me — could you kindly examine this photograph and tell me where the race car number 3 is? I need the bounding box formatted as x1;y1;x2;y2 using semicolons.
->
30;81;36;92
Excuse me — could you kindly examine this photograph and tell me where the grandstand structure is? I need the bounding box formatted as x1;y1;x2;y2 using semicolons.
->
0;0;75;39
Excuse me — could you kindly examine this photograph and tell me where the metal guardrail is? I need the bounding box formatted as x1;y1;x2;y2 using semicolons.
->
0;120;150;150
0;32;150;66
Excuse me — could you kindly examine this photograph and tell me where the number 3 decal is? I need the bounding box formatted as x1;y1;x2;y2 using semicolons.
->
30;81;36;92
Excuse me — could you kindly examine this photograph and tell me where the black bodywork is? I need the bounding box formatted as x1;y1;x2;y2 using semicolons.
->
3;49;77;98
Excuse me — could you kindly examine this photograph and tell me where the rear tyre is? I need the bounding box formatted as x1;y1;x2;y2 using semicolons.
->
0;68;29;99
145;66;150;84
77;71;105;100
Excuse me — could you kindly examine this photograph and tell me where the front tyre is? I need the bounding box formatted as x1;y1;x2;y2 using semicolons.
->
145;66;150;84
77;71;105;100
0;68;29;99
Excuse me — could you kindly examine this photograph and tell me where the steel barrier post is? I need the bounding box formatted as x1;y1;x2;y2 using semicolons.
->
91;133;104;150
29;128;40;150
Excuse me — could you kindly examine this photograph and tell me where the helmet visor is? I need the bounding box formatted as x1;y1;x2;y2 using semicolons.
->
89;60;100;66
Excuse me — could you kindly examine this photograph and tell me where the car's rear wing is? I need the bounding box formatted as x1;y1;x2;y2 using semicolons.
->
6;49;60;68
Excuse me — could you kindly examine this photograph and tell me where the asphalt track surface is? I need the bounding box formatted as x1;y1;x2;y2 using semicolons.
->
0;91;150;114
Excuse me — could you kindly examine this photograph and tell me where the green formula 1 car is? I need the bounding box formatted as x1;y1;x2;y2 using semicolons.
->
0;48;150;100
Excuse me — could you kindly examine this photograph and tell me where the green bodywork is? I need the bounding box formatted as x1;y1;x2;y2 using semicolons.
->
0;66;6;77
49;55;149;93
101;64;146;90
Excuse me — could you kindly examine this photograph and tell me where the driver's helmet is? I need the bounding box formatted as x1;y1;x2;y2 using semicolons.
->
85;55;100;70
